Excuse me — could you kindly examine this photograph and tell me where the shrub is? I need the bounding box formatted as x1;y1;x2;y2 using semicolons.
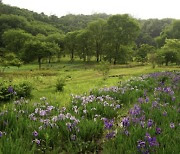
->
0;82;14;101
95;62;110;80
0;81;32;102
56;78;66;92
15;82;33;98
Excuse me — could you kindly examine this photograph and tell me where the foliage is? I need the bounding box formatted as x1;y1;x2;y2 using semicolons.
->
105;14;140;64
64;31;79;61
22;39;60;69
0;52;23;71
0;81;32;102
95;62;110;80
160;39;180;65
88;19;107;62
56;78;66;92
148;52;157;68
2;29;33;55
0;2;179;67
136;44;155;64
76;29;94;62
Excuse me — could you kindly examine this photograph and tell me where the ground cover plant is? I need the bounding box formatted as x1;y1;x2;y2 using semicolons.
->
0;70;179;153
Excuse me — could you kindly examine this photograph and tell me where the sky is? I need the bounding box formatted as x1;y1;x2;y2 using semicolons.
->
2;0;180;19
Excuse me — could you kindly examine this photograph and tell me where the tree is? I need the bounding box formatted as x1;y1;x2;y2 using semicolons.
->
105;14;140;64
136;32;156;47
160;39;180;66
46;33;65;61
168;20;180;39
2;29;33;55
76;29;94;62
0;14;28;47
64;31;79;61
140;19;172;38
88;19;106;62
136;44;155;64
45;42;60;64
26;20;61;36
0;52;23;72
156;20;180;48
22;40;47;69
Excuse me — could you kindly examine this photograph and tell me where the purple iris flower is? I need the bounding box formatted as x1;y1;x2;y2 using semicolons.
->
106;131;115;139
122;117;130;127
147;119;153;127
170;122;175;128
32;130;38;137
8;86;14;93
104;119;114;129
155;127;161;135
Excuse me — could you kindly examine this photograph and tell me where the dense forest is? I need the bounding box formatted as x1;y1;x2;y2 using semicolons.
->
0;2;180;69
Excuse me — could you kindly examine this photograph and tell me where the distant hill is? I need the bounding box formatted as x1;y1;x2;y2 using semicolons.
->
0;3;109;33
0;2;174;48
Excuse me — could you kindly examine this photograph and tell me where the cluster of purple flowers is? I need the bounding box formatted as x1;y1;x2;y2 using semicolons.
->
103;118;114;129
122;117;130;127
106;131;115;139
137;133;159;153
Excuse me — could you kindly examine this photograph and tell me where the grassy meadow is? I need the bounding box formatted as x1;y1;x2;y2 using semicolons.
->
1;60;179;106
0;60;180;153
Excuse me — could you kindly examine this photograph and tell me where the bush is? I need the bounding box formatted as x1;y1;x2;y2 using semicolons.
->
15;82;33;98
0;82;14;101
95;62;110;80
56;78;66;92
0;81;32;102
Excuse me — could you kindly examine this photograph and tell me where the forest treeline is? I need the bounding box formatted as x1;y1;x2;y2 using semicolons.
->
0;2;180;69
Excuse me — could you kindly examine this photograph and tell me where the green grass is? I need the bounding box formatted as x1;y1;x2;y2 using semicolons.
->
0;61;179;106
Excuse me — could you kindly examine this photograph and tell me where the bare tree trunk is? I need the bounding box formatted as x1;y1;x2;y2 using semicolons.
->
71;50;74;61
48;56;51;64
114;58;116;65
38;57;41;70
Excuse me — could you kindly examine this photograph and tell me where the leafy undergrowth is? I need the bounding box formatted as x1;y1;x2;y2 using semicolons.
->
0;71;179;153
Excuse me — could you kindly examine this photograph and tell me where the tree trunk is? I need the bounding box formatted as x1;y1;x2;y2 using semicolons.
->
114;45;119;65
71;50;74;61
83;55;86;62
114;58;116;65
38;57;41;70
165;61;168;66
48;56;51;64
96;50;99;62
96;42;99;62
57;53;60;62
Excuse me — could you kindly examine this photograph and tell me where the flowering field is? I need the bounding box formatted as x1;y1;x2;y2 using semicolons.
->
0;71;180;153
